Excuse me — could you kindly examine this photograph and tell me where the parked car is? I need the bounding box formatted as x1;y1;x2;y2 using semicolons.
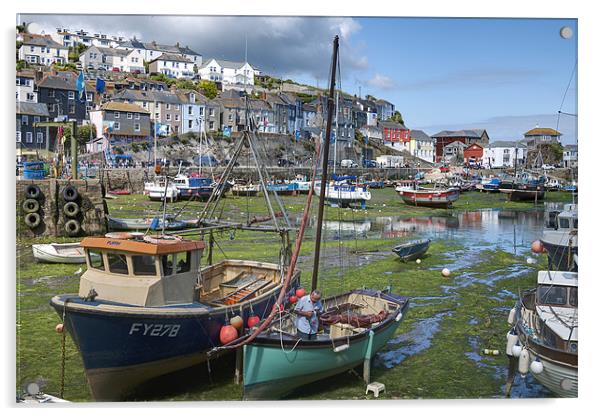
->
86;64;95;70
277;158;295;167
541;164;556;170
194;155;219;167
439;167;450;173
132;69;141;75
112;67;120;72
363;159;377;168
340;159;358;168
173;159;192;167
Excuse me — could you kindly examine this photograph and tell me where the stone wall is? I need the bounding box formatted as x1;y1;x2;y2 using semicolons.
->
17;179;107;238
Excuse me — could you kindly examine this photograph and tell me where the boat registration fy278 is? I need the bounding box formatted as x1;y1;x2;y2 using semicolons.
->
128;323;181;337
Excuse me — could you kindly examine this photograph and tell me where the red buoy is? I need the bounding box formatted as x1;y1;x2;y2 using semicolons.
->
289;295;298;304
295;288;306;298
247;315;260;328
219;325;238;345
531;240;544;254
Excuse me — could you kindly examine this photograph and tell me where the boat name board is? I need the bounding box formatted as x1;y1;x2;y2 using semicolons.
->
128;323;181;337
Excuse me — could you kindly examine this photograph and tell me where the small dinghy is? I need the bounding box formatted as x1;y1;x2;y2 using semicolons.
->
392;239;431;261
32;242;99;264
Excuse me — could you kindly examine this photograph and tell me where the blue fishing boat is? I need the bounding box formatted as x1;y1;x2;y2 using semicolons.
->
392;239;431;261
50;233;300;400
266;182;299;195
480;177;501;192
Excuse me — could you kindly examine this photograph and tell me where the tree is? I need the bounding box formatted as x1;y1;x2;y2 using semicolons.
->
175;79;196;91
143;60;150;74
16;22;28;34
198;80;218;99
61;124;96;149
389;111;404;125
150;72;176;87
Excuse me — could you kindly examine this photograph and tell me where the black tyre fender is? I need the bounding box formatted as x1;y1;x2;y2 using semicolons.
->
64;219;81;235
63;201;80;217
22;198;40;213
62;185;79;202
25;184;41;199
24;212;41;228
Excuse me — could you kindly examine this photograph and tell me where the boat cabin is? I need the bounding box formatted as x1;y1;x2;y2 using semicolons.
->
79;236;205;307
544;204;578;231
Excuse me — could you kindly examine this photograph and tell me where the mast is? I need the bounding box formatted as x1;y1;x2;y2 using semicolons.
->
311;35;339;292
153;100;158;169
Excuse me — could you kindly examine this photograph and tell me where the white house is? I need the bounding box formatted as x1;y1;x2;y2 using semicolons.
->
50;28;126;48
18;34;69;66
563;144;578;168
16;70;37;103
117;39;202;68
409;129;435;163
199;59;255;86
483;141;527;169
79;46;145;72
149;54;195;79
177;90;208;135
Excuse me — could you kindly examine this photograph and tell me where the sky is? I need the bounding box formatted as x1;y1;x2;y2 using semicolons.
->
19;14;578;143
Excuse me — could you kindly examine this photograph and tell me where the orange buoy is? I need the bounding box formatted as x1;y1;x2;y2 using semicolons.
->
230;315;244;330
289;295;298;304
219;325;238;345
531;240;544;254
154;163;162;175
55;323;64;333
247;315;260;328
295;288;306;298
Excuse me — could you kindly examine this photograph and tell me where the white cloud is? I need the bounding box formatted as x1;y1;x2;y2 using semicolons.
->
367;73;396;90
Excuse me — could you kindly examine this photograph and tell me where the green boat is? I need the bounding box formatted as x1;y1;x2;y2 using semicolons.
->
243;288;409;399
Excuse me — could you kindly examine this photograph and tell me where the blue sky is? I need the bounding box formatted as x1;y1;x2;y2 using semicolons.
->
22;14;578;143
330;17;578;143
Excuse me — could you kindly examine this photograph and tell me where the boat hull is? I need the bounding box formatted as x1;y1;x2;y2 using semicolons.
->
527;349;578;398
399;189;459;208
541;240;578;272
392;239;430;261
506;188;545;202
243;290;408;400
32;244;87;264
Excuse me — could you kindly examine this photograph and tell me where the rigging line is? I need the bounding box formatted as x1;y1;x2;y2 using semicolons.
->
555;59;577;134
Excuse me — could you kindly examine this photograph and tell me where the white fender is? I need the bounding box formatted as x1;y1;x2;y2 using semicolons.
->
507;307;517;325
530;359;544;374
506;333;519;356
518;348;530;376
511;345;523;358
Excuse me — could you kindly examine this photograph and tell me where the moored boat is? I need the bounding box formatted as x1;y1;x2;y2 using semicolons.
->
243;289;408;399
231;183;260;197
392;239;431;261
32;242;98;264
266;182;299;196
49;233;300;400
173;174;215;200
398;182;459;208
541;203;577;272
143;177;179;202
313;175;371;208
107;216;188;231
292;175;312;194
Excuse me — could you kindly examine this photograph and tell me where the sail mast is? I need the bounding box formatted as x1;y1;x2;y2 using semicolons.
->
311;35;339;292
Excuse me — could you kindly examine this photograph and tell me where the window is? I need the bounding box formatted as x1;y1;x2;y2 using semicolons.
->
559;218;570;229
132;255;157;276
68;91;75;100
199;107;204;116
26;93;35;101
69;104;75;114
573;219;578;229
107;253;129;275
188;120;193;129
569;287;578;307
88;250;104;269
33;116;40;123
135;113;140;120
166;114;171;121
113;122;120;130
174;252;191;274
86;92;93;102
36;132;43;143
16;131;21;142
209;108;215;117
175;114;179;121
209;121;214;129
127;112;133;119
26;132;33;143
188;106;193;115
114;111;120;118
161;255;174;275
166;103;171;110
134;123;140;132
22;115;28;126
175;104;180;110
538;285;567;305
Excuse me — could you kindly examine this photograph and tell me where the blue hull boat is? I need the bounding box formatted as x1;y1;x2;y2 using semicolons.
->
392;239;431;261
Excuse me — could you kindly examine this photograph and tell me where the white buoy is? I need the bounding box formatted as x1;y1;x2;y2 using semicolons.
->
441;268;451;277
518;348;530;377
526;257;536;265
416;259;421;264
507;307;517;324
506;333;519;356
530;359;544;374
511;345;523;358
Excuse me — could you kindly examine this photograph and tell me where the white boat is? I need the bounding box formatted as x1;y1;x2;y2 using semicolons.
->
509;270;578;397
541;204;577;272
292;174;312;194
143;176;179;202
32;242;99;264
313;175;371;208
231;183;261;197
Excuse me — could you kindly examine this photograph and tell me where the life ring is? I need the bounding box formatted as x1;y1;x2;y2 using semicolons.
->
62;185;79;202
25;184;41;199
65;219;81;236
104;232;133;239
22;198;40;213
24;212;41;228
143;235;183;244
63;201;80;217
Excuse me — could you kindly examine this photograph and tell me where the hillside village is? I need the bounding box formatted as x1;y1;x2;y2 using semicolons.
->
16;27;577;171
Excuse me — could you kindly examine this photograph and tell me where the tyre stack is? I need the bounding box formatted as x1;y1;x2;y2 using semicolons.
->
22;184;43;230
61;185;82;236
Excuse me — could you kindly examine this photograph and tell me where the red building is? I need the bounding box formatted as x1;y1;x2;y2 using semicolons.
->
463;143;484;163
379;121;410;143
431;129;489;162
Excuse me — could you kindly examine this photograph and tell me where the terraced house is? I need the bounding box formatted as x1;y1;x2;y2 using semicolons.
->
37;73;93;123
16;102;51;151
18;34;69;66
79;46;145;73
112;89;183;136
149;53;195;79
89;101;151;148
117;39;202;68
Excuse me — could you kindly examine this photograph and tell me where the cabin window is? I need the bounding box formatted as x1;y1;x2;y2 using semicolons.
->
573;219;577;229
88;249;104;270
546;211;558;229
174;252;191;274
569;287;578;307
107;253;129;275
559;218;570;229
537;285;567;306
161;255;174;275
132;255;157;276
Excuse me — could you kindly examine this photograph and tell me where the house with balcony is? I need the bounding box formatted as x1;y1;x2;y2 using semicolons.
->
482;141;527;169
79;46;145;73
563;144;578;168
431;129;490;162
198;59;255;86
409;129;435;163
149;54;195;79
18;34;69;66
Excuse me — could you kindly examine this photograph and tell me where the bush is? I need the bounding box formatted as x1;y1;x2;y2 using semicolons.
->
114;146;124;155
131;143;140;153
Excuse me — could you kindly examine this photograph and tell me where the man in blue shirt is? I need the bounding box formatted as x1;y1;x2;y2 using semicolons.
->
294;290;324;340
